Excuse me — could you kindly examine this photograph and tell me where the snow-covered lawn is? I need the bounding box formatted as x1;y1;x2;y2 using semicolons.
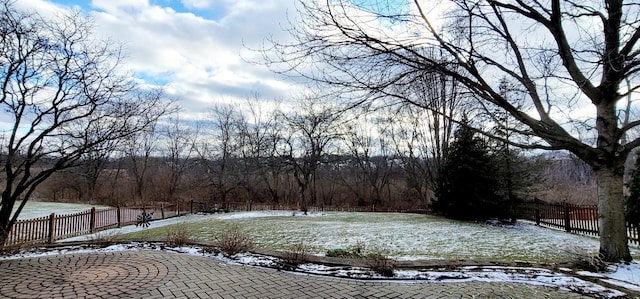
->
13;201;111;220
110;211;640;263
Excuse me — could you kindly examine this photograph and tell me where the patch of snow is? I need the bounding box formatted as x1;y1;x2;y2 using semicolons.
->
601;279;640;293
558;267;573;272
233;252;280;268
601;262;640;292
299;262;625;297
0;243;142;260
297;263;378;279
14;201;110;220
166;246;202;255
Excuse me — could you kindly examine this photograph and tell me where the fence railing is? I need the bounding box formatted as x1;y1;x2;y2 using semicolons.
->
6;203;186;246
518;199;640;245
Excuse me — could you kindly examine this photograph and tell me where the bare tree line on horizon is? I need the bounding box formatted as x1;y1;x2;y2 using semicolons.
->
27;95;599;212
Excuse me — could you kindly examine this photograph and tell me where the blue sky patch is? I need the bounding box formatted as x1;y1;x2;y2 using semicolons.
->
134;71;175;86
50;0;227;20
50;0;93;11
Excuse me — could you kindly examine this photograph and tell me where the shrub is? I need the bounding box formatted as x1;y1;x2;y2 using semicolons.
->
562;246;608;272
89;230;122;246
214;224;254;256
365;249;396;277
165;223;192;246
279;241;310;269
0;243;33;256
326;243;365;259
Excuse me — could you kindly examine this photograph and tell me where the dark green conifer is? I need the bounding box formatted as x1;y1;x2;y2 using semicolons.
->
432;120;499;220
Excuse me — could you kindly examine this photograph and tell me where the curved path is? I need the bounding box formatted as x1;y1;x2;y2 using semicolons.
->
0;250;594;298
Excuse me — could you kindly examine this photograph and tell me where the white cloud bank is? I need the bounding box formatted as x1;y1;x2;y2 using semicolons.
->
16;0;299;118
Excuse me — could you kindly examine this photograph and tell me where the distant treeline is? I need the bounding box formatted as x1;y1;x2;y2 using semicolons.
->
32;152;597;208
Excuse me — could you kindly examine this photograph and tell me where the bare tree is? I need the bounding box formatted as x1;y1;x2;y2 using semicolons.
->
196;104;242;207
77;140;118;201
383;109;434;208
264;0;640;261
383;70;461;207
340;117;394;208
260;110;287;204
279;97;343;213
0;3;169;244
124;119;158;203
159;114;197;201
234;96;283;207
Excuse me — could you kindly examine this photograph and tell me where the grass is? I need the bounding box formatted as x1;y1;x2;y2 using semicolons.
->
117;211;640;263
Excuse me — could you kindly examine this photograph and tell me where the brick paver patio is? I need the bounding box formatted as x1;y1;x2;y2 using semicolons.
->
0;250;598;298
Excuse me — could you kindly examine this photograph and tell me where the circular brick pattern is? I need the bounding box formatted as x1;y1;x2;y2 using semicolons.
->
0;252;170;298
0;250;605;298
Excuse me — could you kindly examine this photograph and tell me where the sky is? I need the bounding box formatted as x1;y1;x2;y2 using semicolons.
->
14;0;300;119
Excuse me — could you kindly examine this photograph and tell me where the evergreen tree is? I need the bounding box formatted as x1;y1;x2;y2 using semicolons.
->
432;121;500;221
626;151;640;229
487;78;545;222
489;147;545;222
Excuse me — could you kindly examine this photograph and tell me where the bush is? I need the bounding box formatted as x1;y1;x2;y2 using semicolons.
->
326;243;365;259
563;246;608;272
89;230;122;246
279;241;310;269
325;244;395;277
365;250;396;277
0;243;33;256
214;224;254;256
165;223;192;246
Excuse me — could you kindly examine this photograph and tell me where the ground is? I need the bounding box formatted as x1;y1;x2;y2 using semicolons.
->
5;209;640;298
0;247;606;298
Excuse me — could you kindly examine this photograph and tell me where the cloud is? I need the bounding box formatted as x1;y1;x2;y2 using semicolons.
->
91;0;149;13
17;0;300;119
13;0;68;15
180;0;217;10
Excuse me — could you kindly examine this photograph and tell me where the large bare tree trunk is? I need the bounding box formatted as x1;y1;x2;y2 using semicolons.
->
597;166;631;261
0;194;14;245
